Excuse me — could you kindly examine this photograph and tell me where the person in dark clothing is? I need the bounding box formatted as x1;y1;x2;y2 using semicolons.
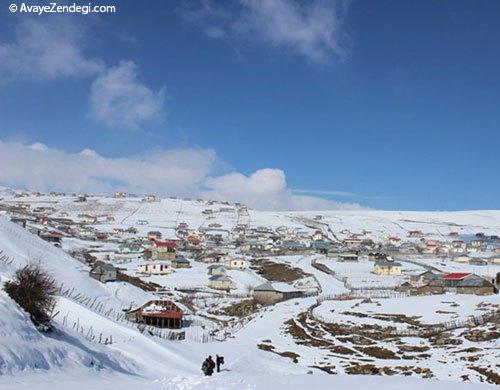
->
201;358;210;376
207;355;215;376
216;355;224;372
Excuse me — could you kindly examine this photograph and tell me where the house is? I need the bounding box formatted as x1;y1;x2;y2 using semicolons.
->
312;230;325;241
422;245;438;254
125;300;183;328
490;256;500;264
343;236;362;248
79;214;97;224
239;241;266;253
143;195;157;202
186;234;201;245
151;241;176;260
197;252;224;263
368;252;387;261
148;231;162;241
207;264;226;276
39;231;62;245
118;244;143;255
137;263;171;275
311;240;332;254
89;263;117;283
373;259;402;276
442;273;472;287
207;275;235;291
223;257;246;270
177;222;189;230
452;240;466;248
114;191;126;198
469;258;488;266
453;274;495;295
411;270;443;286
280;241;307;252
408;230;422;238
338;252;359;262
420;273;495;295
171;255;191;268
252;281;303;304
452;255;470;263
388;236;401;244
208;223;222;229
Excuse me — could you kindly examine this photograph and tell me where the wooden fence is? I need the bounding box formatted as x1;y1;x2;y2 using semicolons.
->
311;307;500;339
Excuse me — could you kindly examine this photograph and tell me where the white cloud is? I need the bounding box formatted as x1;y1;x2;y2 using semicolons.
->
0;140;364;211
182;0;349;63
0;140;215;196
0;18;103;81
204;168;364;211
89;61;166;129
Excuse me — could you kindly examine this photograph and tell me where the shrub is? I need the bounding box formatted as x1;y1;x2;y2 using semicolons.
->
3;263;57;330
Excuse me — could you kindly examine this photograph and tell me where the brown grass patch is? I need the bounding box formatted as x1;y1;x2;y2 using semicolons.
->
357;346;399;360
250;260;307;282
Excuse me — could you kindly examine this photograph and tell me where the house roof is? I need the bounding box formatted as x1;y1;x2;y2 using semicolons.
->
254;281;276;292
442;272;471;280
155;241;176;247
209;274;232;282
91;263;116;273
456;275;493;288
253;281;296;293
418;270;442;278
207;264;226;270
172;256;189;263
129;300;183;319
375;259;402;267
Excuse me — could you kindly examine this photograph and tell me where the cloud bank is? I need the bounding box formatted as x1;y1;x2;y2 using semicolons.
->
0;140;364;211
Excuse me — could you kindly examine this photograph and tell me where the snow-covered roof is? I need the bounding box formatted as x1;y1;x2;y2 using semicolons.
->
253;281;297;293
375;259;402;267
209;274;232;282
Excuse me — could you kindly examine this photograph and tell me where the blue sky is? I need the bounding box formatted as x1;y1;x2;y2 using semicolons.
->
0;0;499;210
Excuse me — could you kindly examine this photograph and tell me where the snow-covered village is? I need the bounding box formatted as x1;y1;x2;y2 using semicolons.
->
0;188;498;389
1;1;500;389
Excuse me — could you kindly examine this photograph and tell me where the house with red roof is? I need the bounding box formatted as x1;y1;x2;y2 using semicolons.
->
151;240;177;260
125;300;183;328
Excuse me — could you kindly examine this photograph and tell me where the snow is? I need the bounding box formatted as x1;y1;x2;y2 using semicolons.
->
313;294;500;326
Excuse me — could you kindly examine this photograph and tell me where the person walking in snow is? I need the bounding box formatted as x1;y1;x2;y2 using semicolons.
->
201;357;210;376
216;355;224;373
207;355;215;376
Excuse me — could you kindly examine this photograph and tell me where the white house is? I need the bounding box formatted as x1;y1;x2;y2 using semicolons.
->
453;255;470;263
223;256;247;270
137;263;171;275
373;259;402;276
207;275;236;291
312;230;324;241
207;264;226;276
